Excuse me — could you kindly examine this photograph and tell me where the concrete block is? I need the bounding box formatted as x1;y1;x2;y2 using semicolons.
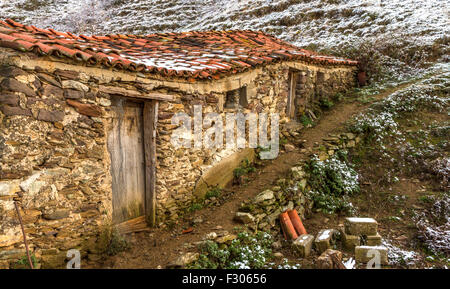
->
340;228;361;250
345;217;378;236
292;234;314;257
367;233;382;246
314;229;337;254
355;246;388;265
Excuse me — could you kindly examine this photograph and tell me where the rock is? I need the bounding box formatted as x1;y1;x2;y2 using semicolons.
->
284;144;295;152
0;260;9;269
168;252;199;268
367;233;382;246
192;216;203;225
234;212;255;224
345;217;378;236
273;252;284;259
253;190;274;204
272;240;282;250
64;89;84;99
55;69;80;80
19;172;44;194
40;253;67;268
314;229;337;254
345;133;355;140
292;234;314;257
0;181;20;196
0;249;25;260
0;93;19;106
215;234;237;244
355;246;388;265
317;249;344;269
0;229;22;248
0;105;32;116
98;98;111;107
0;66;27;77
43;209;70;220
67;99;102;117
37;109;64;122
61;80;89;92
1;78;36;97
205;232;217;240
290;166;305;180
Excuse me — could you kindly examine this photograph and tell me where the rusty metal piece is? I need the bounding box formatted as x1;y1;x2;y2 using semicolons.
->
14;200;34;269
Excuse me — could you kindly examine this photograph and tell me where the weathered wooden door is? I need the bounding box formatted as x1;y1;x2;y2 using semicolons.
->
108;96;146;223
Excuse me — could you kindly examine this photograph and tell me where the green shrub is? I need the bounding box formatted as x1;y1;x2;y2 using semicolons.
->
188;231;273;269
300;114;313;127
304;151;359;214
320;97;335;109
98;223;130;256
205;187;221;199
233;158;256;180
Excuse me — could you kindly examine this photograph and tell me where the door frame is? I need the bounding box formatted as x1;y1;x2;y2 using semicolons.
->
287;71;297;119
143;100;158;226
108;97;159;227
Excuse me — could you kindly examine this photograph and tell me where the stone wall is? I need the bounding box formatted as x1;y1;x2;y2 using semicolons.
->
0;63;116;268
154;63;357;225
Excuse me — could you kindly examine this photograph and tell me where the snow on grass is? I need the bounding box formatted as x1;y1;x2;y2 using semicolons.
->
382;240;418;266
0;0;447;49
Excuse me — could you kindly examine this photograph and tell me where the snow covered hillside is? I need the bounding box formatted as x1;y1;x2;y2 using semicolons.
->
0;0;447;49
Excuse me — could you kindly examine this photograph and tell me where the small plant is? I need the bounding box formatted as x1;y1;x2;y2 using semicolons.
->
13;254;38;269
320;97;334;109
188;202;203;212
233;158;256;184
98;222;130;256
205;187;221;199
299;114;313;127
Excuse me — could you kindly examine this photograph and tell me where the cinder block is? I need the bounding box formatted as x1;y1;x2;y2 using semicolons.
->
345;217;378;236
355;246;388;265
314;229;337;254
292;234;314;257
367;233;382;246
340;228;360;250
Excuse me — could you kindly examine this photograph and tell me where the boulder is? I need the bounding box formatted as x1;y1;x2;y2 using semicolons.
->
253;190;274;204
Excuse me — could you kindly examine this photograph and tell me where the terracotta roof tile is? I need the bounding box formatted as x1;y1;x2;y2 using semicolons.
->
0;19;357;80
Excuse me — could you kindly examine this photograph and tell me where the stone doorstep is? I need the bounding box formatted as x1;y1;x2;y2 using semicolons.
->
314;229;337;254
344;217;378;236
355;246;388;265
292;234;314;257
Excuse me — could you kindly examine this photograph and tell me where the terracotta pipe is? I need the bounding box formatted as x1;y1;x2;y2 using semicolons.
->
287;209;307;235
279;212;298;240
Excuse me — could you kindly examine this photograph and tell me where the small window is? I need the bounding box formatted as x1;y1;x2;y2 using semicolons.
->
225;87;247;109
317;71;325;83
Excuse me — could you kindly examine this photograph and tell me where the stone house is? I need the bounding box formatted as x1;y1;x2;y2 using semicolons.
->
0;19;357;267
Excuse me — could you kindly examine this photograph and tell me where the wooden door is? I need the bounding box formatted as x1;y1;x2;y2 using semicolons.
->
108;96;146;223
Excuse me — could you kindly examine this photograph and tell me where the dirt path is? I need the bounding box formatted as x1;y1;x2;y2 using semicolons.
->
96;80;421;269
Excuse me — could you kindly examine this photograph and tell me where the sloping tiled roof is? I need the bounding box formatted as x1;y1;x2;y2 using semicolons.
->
0;19;357;80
